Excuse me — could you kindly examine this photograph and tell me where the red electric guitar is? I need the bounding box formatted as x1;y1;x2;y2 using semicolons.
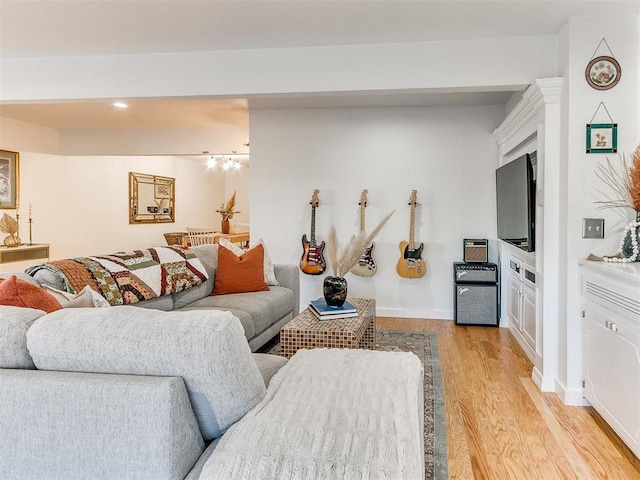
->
299;189;326;275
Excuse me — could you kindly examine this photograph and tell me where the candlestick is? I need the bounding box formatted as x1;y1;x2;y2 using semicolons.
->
29;203;32;221
28;219;33;246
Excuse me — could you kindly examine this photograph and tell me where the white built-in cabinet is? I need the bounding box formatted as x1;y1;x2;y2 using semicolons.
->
493;78;562;395
580;260;640;458
506;255;537;358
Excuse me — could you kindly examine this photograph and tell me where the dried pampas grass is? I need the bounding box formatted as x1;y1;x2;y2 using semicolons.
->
328;211;394;277
595;143;640;212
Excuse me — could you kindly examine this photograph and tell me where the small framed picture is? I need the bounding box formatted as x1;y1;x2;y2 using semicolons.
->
586;123;618;154
0;150;19;209
585;56;621;90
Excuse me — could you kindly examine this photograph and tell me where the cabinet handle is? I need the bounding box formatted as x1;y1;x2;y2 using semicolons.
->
605;321;619;332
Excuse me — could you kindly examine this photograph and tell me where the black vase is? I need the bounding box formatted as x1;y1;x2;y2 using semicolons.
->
323;276;348;307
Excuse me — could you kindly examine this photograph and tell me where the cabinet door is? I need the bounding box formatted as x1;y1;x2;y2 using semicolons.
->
507;279;522;329
584;303;640;455
521;287;536;350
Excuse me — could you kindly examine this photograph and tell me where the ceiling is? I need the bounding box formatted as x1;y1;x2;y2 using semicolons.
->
0;1;638;130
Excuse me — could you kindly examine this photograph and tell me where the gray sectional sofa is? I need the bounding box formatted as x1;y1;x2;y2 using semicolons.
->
0;243;426;479
24;244;300;352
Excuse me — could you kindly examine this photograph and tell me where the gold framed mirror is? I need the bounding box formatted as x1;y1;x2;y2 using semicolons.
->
129;172;175;224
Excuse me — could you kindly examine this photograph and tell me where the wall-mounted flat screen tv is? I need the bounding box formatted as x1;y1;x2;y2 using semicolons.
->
495;152;536;252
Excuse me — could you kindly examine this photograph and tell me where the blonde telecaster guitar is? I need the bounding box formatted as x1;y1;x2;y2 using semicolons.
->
396;190;426;278
351;189;377;277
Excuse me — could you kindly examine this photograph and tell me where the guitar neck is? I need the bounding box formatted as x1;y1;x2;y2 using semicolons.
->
360;204;366;233
310;206;317;245
409;203;415;249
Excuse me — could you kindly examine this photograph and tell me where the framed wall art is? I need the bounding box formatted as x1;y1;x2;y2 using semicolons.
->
585;56;621;90
585;38;621;91
0;150;19;209
586;123;618;154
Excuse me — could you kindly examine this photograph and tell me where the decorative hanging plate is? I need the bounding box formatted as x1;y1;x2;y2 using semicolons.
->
585;55;621;90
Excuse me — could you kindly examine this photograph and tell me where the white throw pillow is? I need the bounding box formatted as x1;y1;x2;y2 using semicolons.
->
43;285;111;308
218;237;279;286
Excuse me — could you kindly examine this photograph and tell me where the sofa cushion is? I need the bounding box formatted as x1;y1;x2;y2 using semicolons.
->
219;237;279;286
0;305;45;369
200;348;425;479
171;244;218;309
184;286;294;337
252;353;288;387
212;244;269;295
43;284;111;308
0;369;204;480
0;275;62;313
177;305;256;339
27;306;266;441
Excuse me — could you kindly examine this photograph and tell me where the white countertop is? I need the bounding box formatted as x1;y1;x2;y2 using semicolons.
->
579;258;640;283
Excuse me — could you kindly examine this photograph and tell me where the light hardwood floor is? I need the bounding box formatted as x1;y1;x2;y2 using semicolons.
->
376;317;640;480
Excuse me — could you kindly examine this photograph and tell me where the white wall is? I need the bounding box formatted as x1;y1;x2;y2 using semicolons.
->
0;115;251;271
1;36;556;102
250;105;505;316
558;14;639;404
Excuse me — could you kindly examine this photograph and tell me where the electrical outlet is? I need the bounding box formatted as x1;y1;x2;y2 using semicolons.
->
583;218;605;239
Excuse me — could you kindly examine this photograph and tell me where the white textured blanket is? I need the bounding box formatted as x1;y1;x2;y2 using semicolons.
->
200;348;424;479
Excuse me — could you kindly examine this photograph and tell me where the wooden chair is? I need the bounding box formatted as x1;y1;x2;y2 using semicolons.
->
185;227;218;246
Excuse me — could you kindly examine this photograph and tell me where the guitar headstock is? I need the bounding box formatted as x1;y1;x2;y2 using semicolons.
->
408;190;418;206
359;189;368;207
310;189;320;207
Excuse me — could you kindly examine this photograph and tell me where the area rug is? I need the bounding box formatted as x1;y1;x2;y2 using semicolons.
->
263;330;448;480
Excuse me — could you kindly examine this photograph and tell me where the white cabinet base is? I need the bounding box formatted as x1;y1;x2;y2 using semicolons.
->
581;261;640;459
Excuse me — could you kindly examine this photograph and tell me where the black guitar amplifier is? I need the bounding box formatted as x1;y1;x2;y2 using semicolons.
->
454;262;497;283
463;239;488;263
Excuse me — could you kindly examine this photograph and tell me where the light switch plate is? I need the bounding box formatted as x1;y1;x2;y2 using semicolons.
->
583;218;605;239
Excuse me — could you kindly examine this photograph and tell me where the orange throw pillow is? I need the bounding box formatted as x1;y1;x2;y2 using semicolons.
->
0;275;62;313
212;244;270;295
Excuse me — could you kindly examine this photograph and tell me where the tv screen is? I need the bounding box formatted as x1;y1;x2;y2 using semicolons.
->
496;152;535;252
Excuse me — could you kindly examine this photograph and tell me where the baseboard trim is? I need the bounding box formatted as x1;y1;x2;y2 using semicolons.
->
376;308;453;320
555;379;588;406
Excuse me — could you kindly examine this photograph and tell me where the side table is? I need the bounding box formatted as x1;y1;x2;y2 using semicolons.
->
280;297;376;358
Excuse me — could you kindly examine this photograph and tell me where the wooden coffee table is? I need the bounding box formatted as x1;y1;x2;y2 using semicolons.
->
280;297;376;358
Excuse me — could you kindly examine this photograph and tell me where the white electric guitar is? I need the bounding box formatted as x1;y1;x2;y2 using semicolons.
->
351;189;377;277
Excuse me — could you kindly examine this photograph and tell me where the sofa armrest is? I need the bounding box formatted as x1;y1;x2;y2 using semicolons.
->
273;264;300;316
0;369;204;480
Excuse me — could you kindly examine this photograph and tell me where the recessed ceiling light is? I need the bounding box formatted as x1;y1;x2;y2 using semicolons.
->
112;102;128;109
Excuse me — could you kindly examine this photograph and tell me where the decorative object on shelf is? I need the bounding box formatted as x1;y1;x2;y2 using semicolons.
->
590;143;640;263
28;202;32;245
0;150;19;210
586;103;617;154
325;210;393;306
322;276;348;307
0;213;21;247
299;189;326;275
585;38;621;91
397;190;426;278
217;191;240;234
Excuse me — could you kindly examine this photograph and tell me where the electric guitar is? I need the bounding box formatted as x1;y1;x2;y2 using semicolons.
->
299;189;326;275
396;190;426;278
351;189;377;277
